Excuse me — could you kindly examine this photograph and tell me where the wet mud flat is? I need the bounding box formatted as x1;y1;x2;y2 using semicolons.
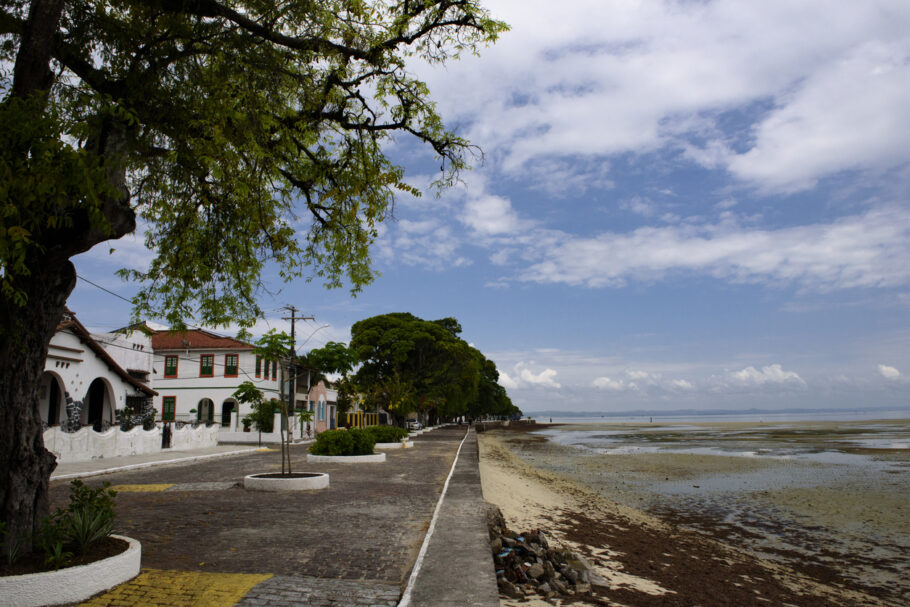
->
490;421;909;606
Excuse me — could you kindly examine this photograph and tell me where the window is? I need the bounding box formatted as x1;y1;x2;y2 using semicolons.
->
255;356;262;378
164;355;178;378
225;353;238;377
318;397;325;421
162;396;176;422
200;354;214;377
271;360;277;380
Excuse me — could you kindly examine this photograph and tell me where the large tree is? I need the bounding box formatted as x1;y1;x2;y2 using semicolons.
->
350;312;516;424
0;0;505;550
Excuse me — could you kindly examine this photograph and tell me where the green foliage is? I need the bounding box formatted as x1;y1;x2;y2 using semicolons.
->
0;520;24;565
363;425;409;443
247;399;280;433
43;540;73;571
0;1;507;327
307;342;357;376
59;480;117;554
351;313;520;422
308;428;375;456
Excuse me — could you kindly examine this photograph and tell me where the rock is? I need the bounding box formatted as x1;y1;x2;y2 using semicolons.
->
589;572;611;592
543;560;556;580
538;582;552;594
527;563;545;579
498;579;523;599
502;536;517;548
575;582;592;594
490;538;502;553
551;579;568;594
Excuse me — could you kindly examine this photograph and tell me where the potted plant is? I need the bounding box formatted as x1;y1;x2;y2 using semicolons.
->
242;416;252;432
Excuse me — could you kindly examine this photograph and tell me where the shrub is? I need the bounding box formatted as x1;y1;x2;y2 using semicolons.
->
59;480;117;554
363;425;409;443
309;428;375;456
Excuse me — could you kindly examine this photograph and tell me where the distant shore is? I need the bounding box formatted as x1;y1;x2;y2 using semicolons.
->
478;425;905;607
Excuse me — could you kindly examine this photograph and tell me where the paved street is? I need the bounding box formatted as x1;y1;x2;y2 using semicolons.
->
46;426;497;606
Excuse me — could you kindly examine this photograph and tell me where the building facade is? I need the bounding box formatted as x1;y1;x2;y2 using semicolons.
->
40;312;156;431
150;329;281;426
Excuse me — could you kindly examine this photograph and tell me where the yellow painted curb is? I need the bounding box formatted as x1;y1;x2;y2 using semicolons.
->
109;484;175;493
80;568;272;606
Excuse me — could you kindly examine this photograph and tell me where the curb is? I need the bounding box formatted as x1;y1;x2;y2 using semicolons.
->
50;448;261;481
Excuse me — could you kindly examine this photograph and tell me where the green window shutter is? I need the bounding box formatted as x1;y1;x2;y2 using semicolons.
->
164;356;178;377
162;396;176;421
225;354;238;376
255;356;262;377
200;354;214;377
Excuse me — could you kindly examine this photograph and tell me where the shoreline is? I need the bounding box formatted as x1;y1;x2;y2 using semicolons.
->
478;427;899;607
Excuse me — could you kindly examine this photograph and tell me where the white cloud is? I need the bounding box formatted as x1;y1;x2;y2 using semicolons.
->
498;370;519;390
726;40;910;191
592;376;636;391
671;379;695;391
512;362;562;389
723;364;806;388
416;0;910;190
460;194;527;236
514;205;910;291
878;364;901;380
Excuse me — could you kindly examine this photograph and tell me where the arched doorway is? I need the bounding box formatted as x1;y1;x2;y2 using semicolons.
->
221;400;236;427
198;398;215;425
39;372;65;426
85;378;112;432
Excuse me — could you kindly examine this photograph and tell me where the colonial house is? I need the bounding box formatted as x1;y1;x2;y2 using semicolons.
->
306;380;338;434
40;312;157;431
150;329;281;427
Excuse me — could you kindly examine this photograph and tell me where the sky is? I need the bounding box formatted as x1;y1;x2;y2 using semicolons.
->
68;0;910;415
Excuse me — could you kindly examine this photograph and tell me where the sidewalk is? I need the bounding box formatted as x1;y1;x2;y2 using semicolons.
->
47;426;500;607
51;444;265;481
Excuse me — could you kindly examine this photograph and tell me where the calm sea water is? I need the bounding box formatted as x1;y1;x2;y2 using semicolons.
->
534;407;910;425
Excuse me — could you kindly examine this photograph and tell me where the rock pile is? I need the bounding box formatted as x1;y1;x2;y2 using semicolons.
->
487;507;607;601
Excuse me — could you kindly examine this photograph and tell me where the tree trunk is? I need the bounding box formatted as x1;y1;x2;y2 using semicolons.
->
0;256;76;552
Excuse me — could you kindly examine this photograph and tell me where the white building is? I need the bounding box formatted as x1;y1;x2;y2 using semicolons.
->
150;328;281;426
40;312;157;431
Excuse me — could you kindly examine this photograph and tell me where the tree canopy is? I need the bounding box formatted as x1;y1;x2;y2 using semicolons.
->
350;312;519;422
0;0;505;552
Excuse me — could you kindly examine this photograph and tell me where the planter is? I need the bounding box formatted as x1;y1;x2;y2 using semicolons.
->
307;452;387;463
0;535;140;607
244;472;330;491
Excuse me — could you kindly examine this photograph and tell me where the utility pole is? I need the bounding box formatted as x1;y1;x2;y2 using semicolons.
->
282;305;314;439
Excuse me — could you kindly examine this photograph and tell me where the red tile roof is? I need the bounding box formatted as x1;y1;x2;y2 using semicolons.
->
151;329;253;351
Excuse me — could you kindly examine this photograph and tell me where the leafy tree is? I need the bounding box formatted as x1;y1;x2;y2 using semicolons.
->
351;312;511;424
307;341;357;377
0;0;506;549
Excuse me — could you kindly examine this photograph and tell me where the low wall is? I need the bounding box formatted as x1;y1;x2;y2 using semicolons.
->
43;424;220;464
218;412;287;444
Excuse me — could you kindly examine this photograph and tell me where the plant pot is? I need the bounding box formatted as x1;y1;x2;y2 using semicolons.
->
243;427;251;432
0;535;140;607
243;472;329;491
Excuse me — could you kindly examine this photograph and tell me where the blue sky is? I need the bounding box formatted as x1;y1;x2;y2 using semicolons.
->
68;0;910;414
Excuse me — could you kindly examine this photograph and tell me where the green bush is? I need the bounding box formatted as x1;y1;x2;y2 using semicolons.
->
363;425;409;443
309;428;375;456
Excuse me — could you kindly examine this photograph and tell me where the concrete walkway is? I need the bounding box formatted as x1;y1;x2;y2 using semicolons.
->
48;426;499;607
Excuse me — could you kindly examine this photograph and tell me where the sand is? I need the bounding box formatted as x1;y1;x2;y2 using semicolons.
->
478;427;904;607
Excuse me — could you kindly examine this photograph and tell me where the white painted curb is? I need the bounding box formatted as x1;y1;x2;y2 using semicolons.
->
307;452;387;463
375;441;414;449
0;535;140;606
244;473;329;491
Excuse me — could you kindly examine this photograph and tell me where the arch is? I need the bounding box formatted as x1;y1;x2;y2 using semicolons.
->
197;398;215;425
83;377;115;432
39;371;66;426
221;399;237;427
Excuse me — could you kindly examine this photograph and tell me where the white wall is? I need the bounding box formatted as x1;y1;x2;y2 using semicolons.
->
218;412;293;444
44;424;220;463
93;330;154;377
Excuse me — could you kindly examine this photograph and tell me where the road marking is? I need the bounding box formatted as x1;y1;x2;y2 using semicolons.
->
109;483;174;493
397;428;470;607
79;568;272;606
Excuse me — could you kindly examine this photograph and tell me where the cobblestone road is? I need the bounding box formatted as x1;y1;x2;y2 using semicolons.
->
47;428;466;606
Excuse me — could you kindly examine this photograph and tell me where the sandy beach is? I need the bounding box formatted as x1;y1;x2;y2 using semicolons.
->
478;423;908;607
